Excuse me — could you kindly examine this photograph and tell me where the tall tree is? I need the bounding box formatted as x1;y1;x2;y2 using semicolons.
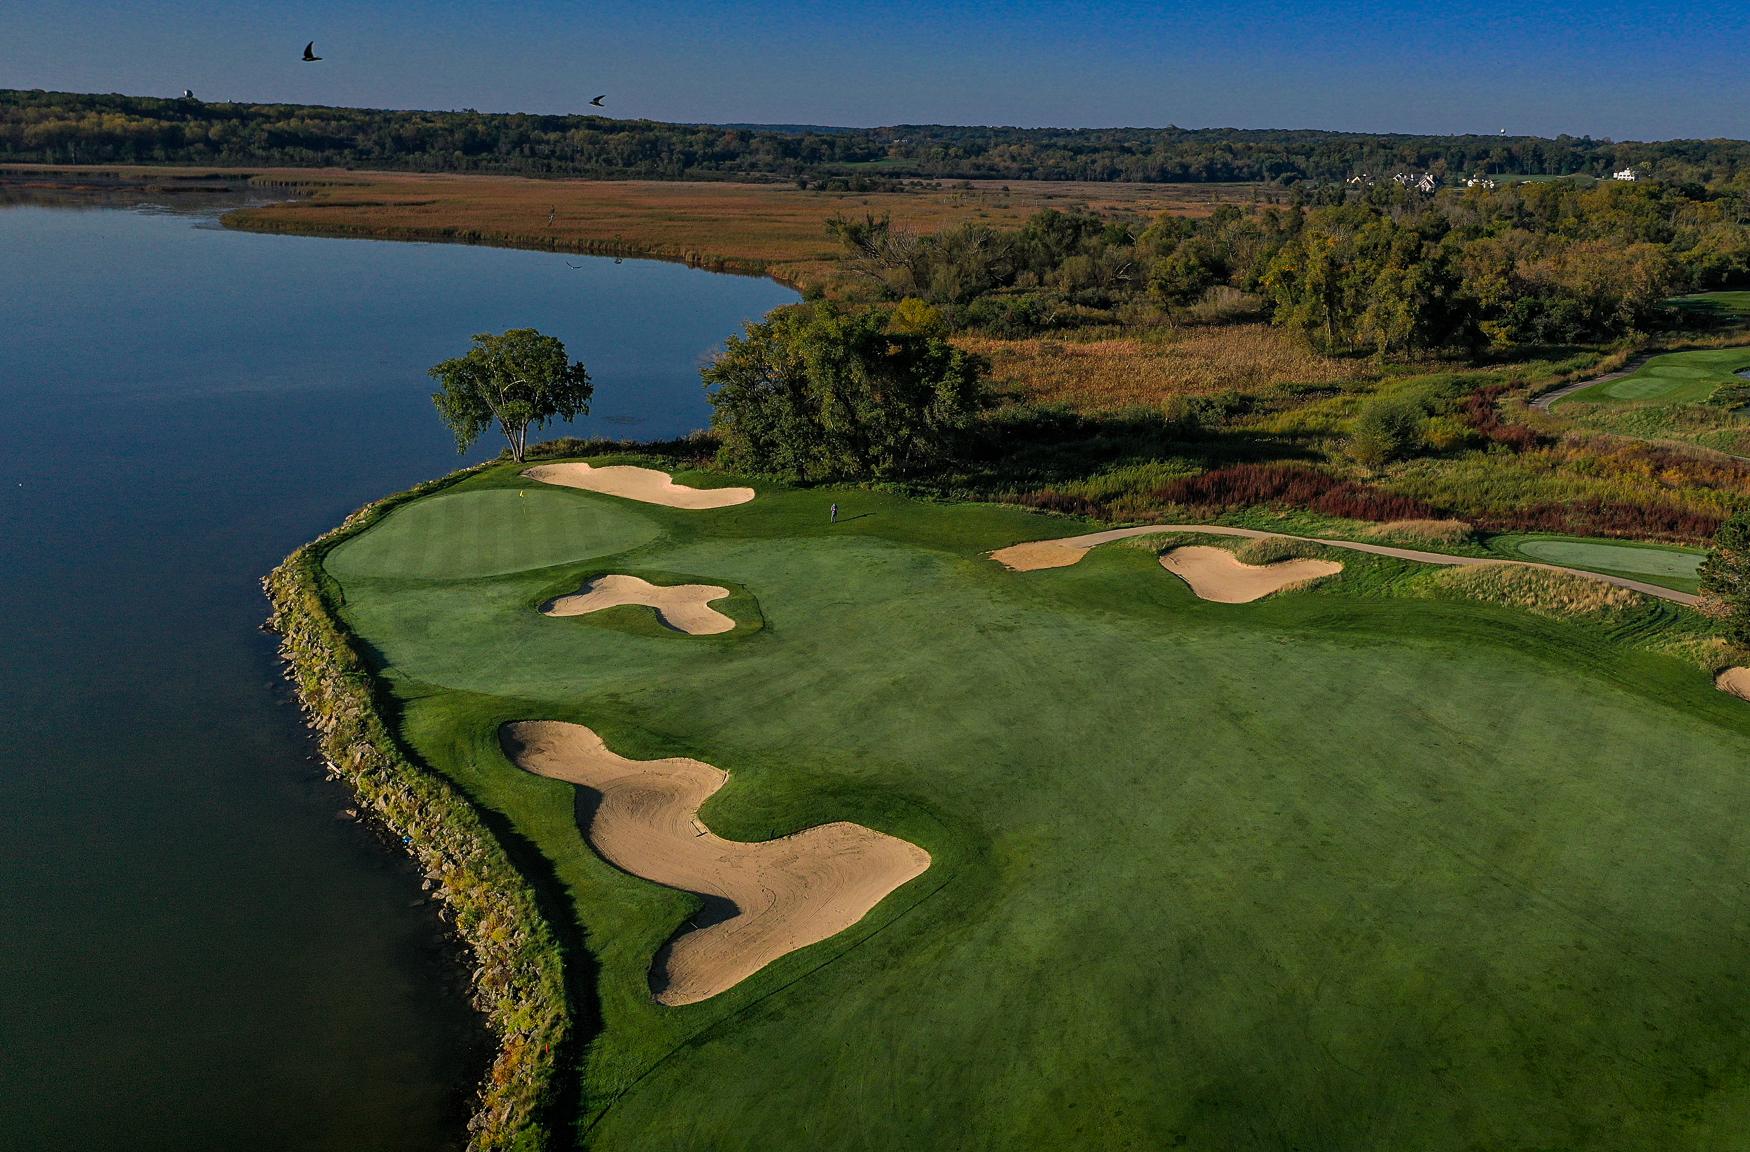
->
429;329;591;463
703;303;986;481
1700;507;1750;645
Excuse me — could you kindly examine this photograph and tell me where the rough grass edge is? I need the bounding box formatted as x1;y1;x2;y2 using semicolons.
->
262;461;567;1152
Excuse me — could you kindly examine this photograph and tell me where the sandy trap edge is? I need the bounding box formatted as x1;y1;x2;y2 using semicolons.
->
500;720;930;1006
1718;666;1750;702
541;574;735;635
1160;545;1343;603
523;462;754;508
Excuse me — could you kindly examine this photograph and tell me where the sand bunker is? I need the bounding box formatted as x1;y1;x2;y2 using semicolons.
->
1160;545;1343;603
989;523;1699;607
542;574;734;635
523;462;754;508
501;721;930;1006
1718;667;1750;702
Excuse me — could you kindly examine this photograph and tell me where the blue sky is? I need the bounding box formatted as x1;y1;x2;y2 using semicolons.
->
4;0;1746;139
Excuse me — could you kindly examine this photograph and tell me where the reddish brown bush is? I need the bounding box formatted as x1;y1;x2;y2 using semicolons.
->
1151;464;1439;522
1462;384;1545;451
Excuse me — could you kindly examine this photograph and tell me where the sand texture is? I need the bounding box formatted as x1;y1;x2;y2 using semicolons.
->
542;574;734;635
501;721;930;1006
1159;545;1342;603
988;524;1699;606
523;462;754;508
1718;667;1750;701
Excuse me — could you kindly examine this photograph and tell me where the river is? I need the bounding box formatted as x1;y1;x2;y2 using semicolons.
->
0;200;795;1149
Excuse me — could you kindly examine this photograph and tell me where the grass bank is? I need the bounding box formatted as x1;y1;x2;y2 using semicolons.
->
263;465;569;1152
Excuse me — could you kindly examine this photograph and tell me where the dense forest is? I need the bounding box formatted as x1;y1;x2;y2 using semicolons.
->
826;178;1750;354
9;88;1750;186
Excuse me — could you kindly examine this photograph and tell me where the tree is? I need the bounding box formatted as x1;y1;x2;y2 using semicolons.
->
429;329;591;463
703;303;987;481
1699;507;1750;644
1347;395;1426;468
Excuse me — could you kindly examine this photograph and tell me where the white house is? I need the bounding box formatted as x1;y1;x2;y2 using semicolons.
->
1613;167;1639;181
1465;174;1497;189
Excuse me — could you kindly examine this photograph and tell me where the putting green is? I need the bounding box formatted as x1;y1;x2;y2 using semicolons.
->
324;487;660;580
328;463;1750;1151
1513;537;1705;592
1559;347;1750;407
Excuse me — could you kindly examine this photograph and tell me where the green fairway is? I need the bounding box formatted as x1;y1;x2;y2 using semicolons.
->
325;460;1750;1151
1557;346;1750;407
1495;534;1707;594
1671;290;1750;318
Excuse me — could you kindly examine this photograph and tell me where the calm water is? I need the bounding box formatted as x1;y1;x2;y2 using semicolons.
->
0;205;794;1149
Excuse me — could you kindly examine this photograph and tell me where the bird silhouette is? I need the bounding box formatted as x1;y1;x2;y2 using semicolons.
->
181;89;196;99
303;41;322;62
565;260;584;269
590;95;606;107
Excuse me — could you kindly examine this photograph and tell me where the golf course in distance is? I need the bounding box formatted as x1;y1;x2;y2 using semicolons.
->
310;456;1750;1150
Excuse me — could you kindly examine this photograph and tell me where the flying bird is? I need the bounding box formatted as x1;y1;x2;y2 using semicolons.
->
303;41;322;62
565;260;584;269
590;95;606;107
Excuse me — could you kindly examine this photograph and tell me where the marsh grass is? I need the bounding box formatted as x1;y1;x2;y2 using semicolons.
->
960;325;1355;411
1420;564;1643;620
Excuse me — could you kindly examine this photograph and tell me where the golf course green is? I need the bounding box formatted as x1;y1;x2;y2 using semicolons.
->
1556;347;1750;406
1491;534;1707;594
322;458;1750;1150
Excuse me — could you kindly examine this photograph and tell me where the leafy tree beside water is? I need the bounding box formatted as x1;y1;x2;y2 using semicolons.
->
429;329;591;463
703;304;987;481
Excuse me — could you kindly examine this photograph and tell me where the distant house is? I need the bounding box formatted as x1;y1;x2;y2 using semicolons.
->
1464;174;1497;190
1613;167;1639;181
1414;173;1438;192
1388;171;1439;192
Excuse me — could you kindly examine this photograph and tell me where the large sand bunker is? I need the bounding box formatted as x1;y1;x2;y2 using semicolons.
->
523;462;754;508
1718;667;1750;702
501;721;930;1006
542;574;734;635
1159;545;1342;603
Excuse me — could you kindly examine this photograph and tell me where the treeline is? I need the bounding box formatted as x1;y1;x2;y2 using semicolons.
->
830;178;1750;353
10;88;1750;186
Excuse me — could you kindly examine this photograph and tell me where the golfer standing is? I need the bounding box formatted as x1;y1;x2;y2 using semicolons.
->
830;502;838;523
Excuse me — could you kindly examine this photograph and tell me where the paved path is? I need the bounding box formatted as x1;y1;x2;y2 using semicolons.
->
1528;352;1750;463
991;524;1700;606
1529;353;1658;411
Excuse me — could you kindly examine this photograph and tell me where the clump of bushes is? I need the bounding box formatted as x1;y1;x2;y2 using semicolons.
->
1152;463;1440;522
1347;394;1428;467
1233;535;1323;565
1357;518;1475;547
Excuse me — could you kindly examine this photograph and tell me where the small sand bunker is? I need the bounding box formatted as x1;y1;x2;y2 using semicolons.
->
1160;545;1343;603
1718;667;1750;702
502;721;930;1006
542;574;734;635
523;462;754;509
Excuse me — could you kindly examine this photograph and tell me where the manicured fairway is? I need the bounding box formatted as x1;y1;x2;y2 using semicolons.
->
326;460;1750;1151
1499;534;1707;594
1557;346;1750;406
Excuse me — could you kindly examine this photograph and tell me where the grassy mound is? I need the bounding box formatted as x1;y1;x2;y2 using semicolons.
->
324;458;1750;1151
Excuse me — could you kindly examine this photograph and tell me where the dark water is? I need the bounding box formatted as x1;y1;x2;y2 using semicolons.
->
0;205;794;1149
